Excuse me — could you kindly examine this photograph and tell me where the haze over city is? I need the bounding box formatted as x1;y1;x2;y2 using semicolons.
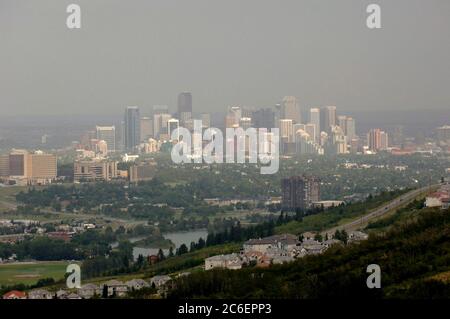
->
1;0;450;118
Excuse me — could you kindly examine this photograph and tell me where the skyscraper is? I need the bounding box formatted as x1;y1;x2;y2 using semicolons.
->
177;92;192;117
281;96;301;124
368;128;388;151
124;106;141;152
279;119;294;143
252;108;275;129
140;117;153;141
281;176;321;211
346;117;356;141
320;106;337;134
96;126;116;153
309;108;321;142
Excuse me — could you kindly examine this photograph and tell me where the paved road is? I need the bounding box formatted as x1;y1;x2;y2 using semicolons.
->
322;184;439;236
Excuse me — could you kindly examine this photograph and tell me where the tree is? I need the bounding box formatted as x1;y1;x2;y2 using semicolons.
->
157;248;165;261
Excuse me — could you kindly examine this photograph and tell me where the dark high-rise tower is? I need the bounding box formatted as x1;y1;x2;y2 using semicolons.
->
124;106;141;152
177;92;192;115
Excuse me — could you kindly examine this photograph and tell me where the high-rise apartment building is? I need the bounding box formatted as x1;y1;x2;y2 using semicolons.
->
368;129;389;151
96;126;116;153
124;106;141;151
281;176;321;211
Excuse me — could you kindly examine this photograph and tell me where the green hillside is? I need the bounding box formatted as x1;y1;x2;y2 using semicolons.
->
168;208;450;299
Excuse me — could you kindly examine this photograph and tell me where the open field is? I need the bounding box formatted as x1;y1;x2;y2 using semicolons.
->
0;185;25;211
0;261;70;286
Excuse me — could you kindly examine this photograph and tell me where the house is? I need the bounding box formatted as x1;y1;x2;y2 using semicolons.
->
78;283;100;299
425;191;450;208
150;275;172;288
126;279;150;291
243;234;299;254
147;255;159;265
3;290;27;299
301;244;327;255
56;289;69;299
204;253;245;270
28;289;53;299
301;232;317;241
104;280;128;297
348;231;369;243
323;239;342;247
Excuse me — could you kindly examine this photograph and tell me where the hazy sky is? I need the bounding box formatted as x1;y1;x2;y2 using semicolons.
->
1;0;449;117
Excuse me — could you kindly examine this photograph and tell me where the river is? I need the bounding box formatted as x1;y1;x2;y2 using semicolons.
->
111;229;208;261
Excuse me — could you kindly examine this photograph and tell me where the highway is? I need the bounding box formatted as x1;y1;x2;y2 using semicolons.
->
322;184;439;236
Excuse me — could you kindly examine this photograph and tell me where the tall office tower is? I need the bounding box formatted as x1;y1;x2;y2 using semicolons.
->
167;118;180;140
27;152;57;185
309;108;321;141
252;108;275;129
304;123;316;143
124;106;141;152
0;155;10;177
177;92;193;117
201;113;211;128
281;176;321;211
239;117;252;130
279;119;294;143
140;117;153;141
337;116;347;134
346;117;356;141
320;106;337;134
9;150;28;177
153;113;171;139
96;126;116;153
281;96;301;123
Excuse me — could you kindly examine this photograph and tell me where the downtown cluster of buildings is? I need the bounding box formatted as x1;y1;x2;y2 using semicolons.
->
75;93;396;162
0;149;57;186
